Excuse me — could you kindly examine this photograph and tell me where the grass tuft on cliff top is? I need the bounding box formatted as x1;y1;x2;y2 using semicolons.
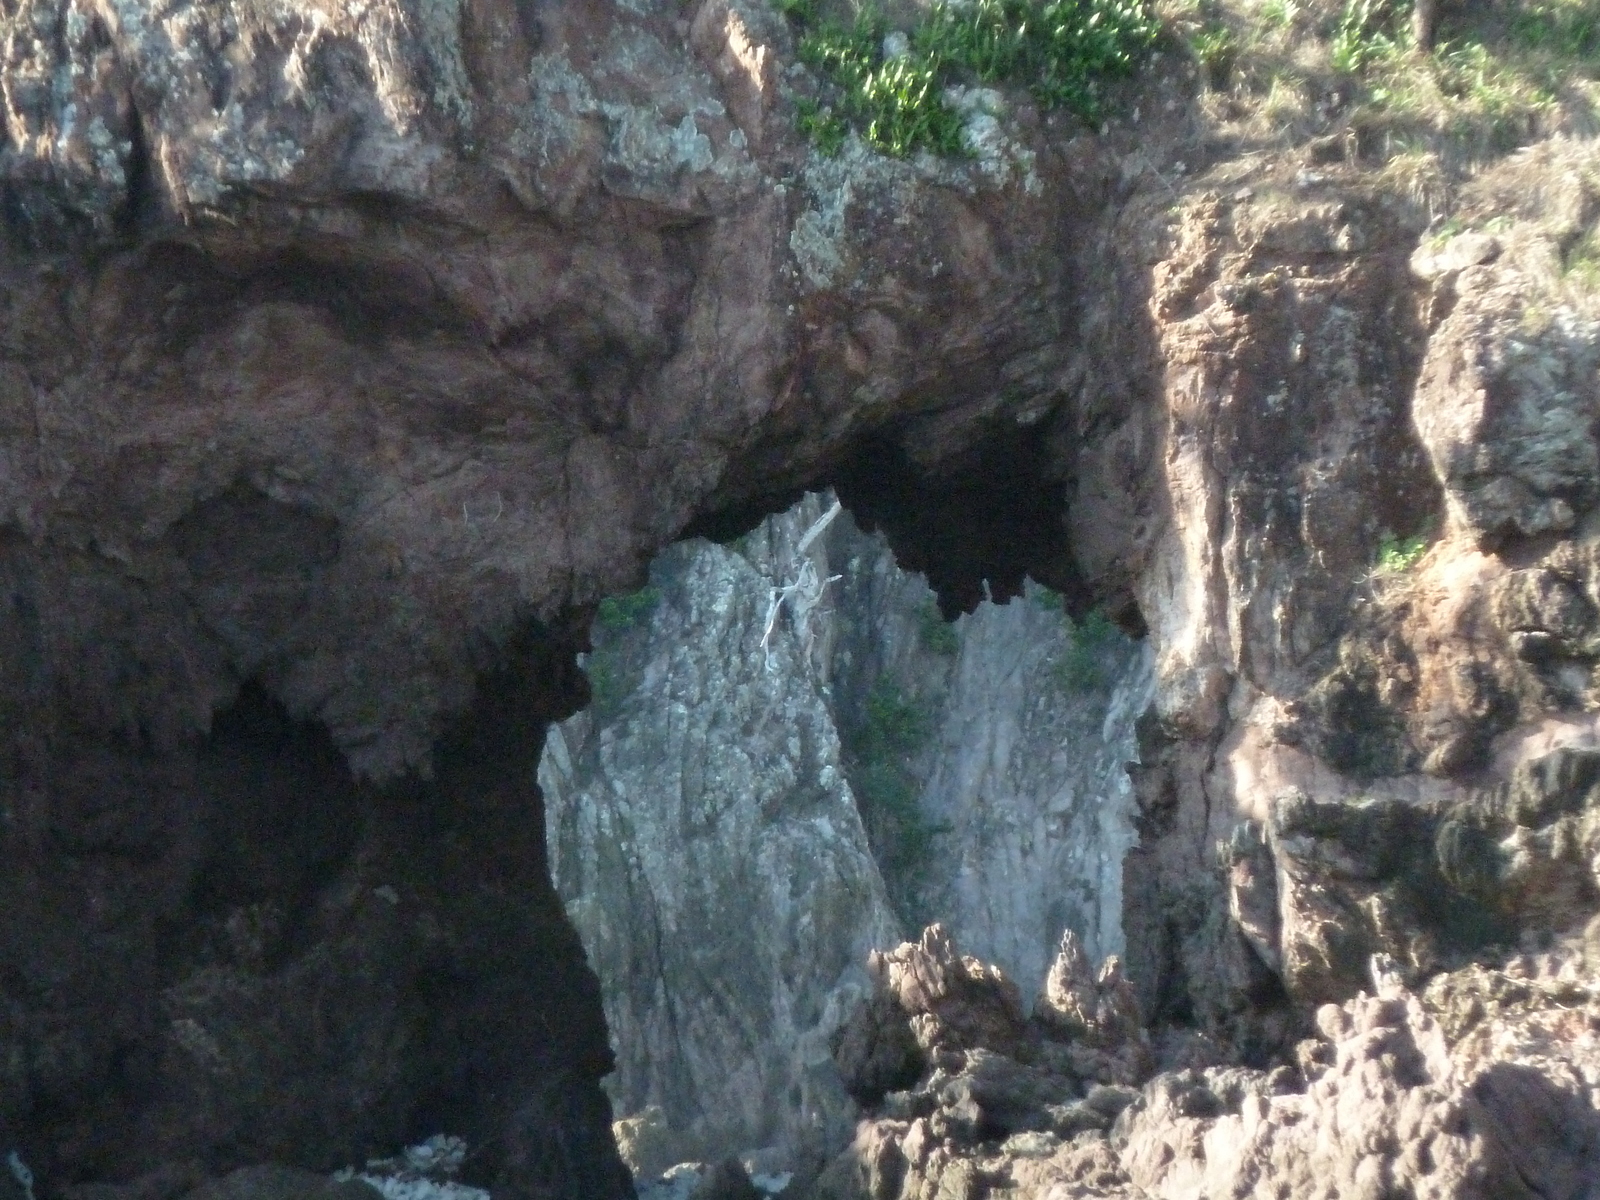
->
779;0;1162;157
1174;0;1600;183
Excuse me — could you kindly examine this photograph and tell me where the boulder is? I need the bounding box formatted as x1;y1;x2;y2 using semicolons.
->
866;926;1029;1058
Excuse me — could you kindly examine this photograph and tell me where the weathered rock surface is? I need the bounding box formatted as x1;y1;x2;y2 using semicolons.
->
813;927;1600;1200
7;0;1600;1191
181;1167;380;1200
1;0;1150;1191
542;495;1151;1172
828;575;1153;993
540;498;902;1170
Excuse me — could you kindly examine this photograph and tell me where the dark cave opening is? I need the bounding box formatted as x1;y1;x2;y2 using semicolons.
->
17;616;621;1192
180;681;368;976
829;427;1082;619
685;407;1148;637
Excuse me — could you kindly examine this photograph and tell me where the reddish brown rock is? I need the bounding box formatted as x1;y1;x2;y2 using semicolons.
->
867;925;1030;1060
0;0;1139;1190
5;0;1600;1192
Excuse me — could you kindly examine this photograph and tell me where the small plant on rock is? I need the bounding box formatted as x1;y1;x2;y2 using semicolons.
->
845;679;953;915
1058;607;1118;690
585;583;663;718
596;585;661;632
1373;532;1429;575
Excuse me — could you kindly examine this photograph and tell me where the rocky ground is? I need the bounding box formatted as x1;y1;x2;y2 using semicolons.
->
806;922;1600;1199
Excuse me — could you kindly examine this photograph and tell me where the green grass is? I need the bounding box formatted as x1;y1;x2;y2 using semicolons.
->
780;0;1161;157
792;8;969;156
1426;213;1512;246
1177;0;1597;181
917;598;961;655
1330;0;1407;75
795;97;851;154
1509;0;1600;56
1190;22;1239;83
1259;0;1298;29
1323;0;1580;158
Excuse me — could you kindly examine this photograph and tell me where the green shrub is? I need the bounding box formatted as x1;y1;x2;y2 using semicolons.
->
1058;607;1118;690
1032;585;1067;612
860;678;930;756
917;598;961;656
845;679;951;909
584;652;624;716
585;584;662;717
781;0;1160;157
596;585;661;632
1509;0;1600;57
1029;588;1120;691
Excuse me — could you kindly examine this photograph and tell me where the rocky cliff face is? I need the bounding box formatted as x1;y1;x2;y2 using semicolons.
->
4;0;1600;1195
0;0;1111;1191
539;494;1149;1173
538;498;903;1174
815;512;1153;997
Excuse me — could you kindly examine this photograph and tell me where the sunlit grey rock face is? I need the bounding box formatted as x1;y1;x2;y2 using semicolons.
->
898;597;1154;996
540;495;1151;1167
815;501;1153;997
539;496;902;1171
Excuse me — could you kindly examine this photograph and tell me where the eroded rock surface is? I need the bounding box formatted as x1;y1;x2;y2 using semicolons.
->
540;499;902;1172
814;926;1600;1200
6;0;1600;1192
1;0;1143;1190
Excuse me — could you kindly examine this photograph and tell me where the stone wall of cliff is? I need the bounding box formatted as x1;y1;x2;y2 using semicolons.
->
3;0;1600;1195
0;1;1117;1190
538;498;903;1175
